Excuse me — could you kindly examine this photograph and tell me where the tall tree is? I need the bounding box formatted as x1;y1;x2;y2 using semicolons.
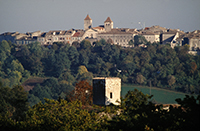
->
67;80;93;105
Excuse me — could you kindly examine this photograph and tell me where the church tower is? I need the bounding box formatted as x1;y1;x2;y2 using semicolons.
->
104;17;113;32
84;14;92;30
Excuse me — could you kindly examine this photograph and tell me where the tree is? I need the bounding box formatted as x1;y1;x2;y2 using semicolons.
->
80;40;91;50
72;41;80;48
174;94;200;130
0;83;28;121
67;46;79;67
11;85;29;121
128;39;134;46
10;60;24;73
79;50;90;66
167;75;176;87
134;35;148;46
0;40;11;55
190;61;197;74
58;71;75;85
76;66;93;84
77;65;88;76
136;73;146;84
67;80;93;105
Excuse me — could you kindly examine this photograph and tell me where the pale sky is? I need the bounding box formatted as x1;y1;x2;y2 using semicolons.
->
0;0;199;34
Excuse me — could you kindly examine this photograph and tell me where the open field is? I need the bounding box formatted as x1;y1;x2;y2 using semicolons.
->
121;84;192;104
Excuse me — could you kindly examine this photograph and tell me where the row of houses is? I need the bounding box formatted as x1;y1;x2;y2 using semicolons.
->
0;15;200;51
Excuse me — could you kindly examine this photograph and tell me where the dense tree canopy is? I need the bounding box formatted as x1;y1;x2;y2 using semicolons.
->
0;38;199;107
0;84;199;131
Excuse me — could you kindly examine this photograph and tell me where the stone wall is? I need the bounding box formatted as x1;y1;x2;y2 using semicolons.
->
93;77;121;105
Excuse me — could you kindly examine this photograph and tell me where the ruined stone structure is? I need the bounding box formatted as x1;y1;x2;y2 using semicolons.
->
93;77;121;105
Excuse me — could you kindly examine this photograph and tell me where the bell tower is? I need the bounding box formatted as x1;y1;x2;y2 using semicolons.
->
104;17;113;32
84;14;92;30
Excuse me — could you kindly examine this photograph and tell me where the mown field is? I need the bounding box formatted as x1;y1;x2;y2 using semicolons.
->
121;85;191;104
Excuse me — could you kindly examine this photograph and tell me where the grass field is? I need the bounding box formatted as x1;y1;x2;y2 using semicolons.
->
121;85;191;104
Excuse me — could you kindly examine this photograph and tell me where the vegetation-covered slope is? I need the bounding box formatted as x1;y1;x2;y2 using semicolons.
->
0;39;199;107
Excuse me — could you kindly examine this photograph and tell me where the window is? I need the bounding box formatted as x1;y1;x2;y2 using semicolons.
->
110;92;112;99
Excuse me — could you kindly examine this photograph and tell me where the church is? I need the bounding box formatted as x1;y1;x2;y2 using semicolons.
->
82;14;139;47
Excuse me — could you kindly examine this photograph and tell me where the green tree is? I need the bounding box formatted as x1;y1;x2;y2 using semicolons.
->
136;73;146;84
10;60;24;72
128;39;134;46
167;75;176;87
80;40;91;50
67;46;79;67
0;83;28;121
134;35;148;46
79;50;90;66
0;40;11;55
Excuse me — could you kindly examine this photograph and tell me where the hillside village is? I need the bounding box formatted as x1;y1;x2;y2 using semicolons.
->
0;14;200;53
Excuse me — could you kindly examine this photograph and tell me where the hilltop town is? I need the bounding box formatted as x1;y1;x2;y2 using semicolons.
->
0;14;200;54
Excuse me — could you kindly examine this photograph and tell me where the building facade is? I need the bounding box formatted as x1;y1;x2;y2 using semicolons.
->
141;31;160;43
93;77;121;105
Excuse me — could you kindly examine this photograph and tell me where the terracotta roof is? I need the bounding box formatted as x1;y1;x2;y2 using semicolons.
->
104;17;113;23
72;31;85;37
84;14;92;20
99;28;138;35
142;31;156;35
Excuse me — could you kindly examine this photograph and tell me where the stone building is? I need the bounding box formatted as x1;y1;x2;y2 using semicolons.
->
182;30;200;51
84;14;92;30
141;31;160;43
0;32;28;44
97;28;138;47
93;77;121;105
104;17;113;32
71;30;85;43
37;29;75;45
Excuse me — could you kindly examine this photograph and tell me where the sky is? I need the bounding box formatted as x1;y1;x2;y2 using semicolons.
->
0;0;199;34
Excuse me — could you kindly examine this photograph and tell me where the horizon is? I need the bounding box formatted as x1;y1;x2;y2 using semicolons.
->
0;0;200;34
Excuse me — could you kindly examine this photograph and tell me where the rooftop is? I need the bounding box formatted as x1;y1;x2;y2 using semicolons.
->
99;28;138;35
104;17;113;23
84;14;92;20
93;77;121;80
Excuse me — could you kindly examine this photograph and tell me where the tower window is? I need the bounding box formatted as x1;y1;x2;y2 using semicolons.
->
110;92;112;99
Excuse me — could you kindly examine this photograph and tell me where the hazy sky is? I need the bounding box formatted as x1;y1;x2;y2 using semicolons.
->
0;0;199;34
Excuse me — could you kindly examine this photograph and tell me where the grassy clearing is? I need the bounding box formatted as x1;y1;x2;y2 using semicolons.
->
121;84;190;104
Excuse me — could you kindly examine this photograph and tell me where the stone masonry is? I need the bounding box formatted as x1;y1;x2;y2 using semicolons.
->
93;77;121;105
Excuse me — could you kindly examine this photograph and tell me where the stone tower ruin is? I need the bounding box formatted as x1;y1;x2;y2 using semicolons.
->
93;77;121;105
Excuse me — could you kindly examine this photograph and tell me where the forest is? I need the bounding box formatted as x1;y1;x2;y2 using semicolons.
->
0;37;199;106
0;38;200;130
0;81;199;130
